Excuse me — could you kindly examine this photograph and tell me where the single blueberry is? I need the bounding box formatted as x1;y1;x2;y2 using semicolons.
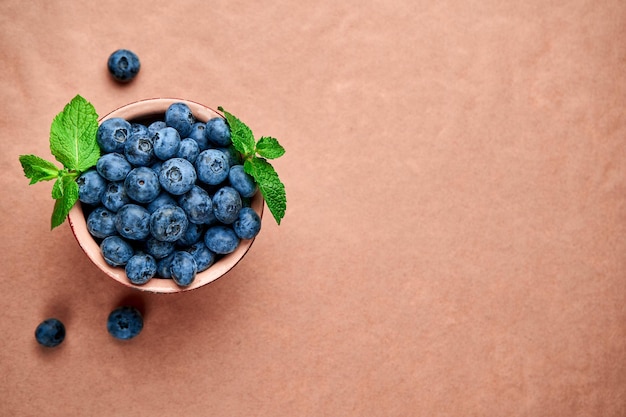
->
124;133;155;166
170;251;197;287
148;121;167;137
125;253;157;285
145;237;176;260
35;318;65;347
131;123;149;137
115;204;151;240
153;127;181;160
150;205;189;242
107;49;140;82
124;167;160;204
211;186;242;224
146;191;177;214
233;207;262;239
97;118;132;154
176;138;200;163
96;152;132;182
107;306;143;340
188;122;209;151
100;236;134;266
195;149;229;186
101;181;130;212
205;117;231;146
204;225;240;254
228;165;257;198
187;241;216;272
165;102;195;138
87;207;118;239
178;185;213;224
77;169;107;205
176;222;204;247
158;157;197;195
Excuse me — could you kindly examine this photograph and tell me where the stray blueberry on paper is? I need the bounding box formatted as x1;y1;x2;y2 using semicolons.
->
35;318;66;347
107;49;141;83
107;306;143;340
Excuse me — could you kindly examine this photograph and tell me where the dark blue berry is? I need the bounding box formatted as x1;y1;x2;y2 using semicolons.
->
87;207;118;239
77;170;107;205
100;236;134;266
165;102;195;138
125;254;157;285
228;165;257;198
124;167;160;204
101;181;130;213
107;49;140;83
97;118;132;154
153;127;181;160
124;134;155;167
107;306;143;340
150;205;189;242
195;149;229;185
187;241;216;272
205;117;231;146
170;251;197;287
176;138;200;163
158;157;197;195
35;318;65;347
96;152;132;182
211;186;242;224
204;225;240;254
178;185;213;224
115;204;151;240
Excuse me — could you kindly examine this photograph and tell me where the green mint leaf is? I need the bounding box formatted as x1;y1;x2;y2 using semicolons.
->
244;157;286;225
49;94;100;172
51;174;79;229
19;154;61;184
256;136;285;159
218;106;256;157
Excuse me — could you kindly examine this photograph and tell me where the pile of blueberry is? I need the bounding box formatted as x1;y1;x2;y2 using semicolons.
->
77;102;262;287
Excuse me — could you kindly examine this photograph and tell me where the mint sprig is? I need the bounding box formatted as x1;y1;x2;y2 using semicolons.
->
19;95;99;229
218;107;286;225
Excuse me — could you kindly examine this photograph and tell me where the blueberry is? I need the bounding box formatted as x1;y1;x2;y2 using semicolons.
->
96;153;132;182
158;157;197;195
176;222;204;247
188;122;209;150
131;123;149;137
233;207;262;239
100;236;134;266
211;186;242;224
124;133;155;167
124;167;160;204
77;169;107;205
107;49;140;83
115;204;151;240
228;165;257;198
187;241;216;272
87;207;118;239
150;160;163;176
150;205;189;242
170;251;197;287
153;127;181;160
178;185;213;224
195;149;229;185
205;117;231;146
97;118;132;154
125;254;157;285
176;138;200;163
148;121;167;137
107;306;143;340
146;191;177;214
101;181;130;212
145;237;176;259
156;252;175;278
165;102;195;138
204;225;240;254
35;318;65;347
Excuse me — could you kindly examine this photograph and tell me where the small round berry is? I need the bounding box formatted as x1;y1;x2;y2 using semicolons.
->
107;306;143;340
170;251;197;287
125;254;157;285
35;318;65;347
107;49;140;83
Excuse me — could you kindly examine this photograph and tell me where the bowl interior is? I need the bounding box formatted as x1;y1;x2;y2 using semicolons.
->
68;98;264;293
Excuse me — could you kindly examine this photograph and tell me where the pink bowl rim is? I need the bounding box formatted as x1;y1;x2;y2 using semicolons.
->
67;98;264;294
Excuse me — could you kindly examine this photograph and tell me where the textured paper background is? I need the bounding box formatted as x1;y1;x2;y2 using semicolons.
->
1;1;625;416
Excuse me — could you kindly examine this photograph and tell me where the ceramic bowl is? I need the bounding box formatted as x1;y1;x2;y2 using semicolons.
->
67;98;264;293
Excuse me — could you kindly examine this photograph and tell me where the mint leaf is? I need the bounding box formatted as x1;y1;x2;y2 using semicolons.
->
19;154;61;184
218;106;256;157
244;157;286;225
49;94;100;172
256;137;285;159
51;174;79;229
